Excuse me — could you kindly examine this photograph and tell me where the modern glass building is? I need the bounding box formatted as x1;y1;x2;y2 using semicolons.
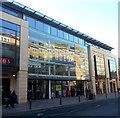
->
0;0;119;103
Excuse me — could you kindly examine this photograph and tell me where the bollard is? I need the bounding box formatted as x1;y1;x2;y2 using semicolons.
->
78;95;80;102
29;99;32;109
93;94;96;100
37;113;44;118
115;91;116;97
105;93;107;99
60;97;62;105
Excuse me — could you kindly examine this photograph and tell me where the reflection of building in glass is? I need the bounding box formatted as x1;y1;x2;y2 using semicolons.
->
1;1;119;103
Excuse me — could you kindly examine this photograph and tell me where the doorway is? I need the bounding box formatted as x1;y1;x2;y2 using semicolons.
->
2;78;10;104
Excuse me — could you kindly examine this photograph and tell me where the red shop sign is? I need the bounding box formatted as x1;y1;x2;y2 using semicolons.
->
0;58;11;64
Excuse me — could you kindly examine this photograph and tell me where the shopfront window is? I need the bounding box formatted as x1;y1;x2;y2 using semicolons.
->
0;19;20;70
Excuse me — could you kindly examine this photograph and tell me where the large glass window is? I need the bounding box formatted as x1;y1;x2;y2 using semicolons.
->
55;65;68;76
69;34;74;41
43;24;50;34
51;27;57;36
0;6;20;17
64;32;68;40
0;19;20;70
26;16;35;28
58;30;63;38
35;20;43;31
108;56;117;78
74;36;79;43
93;52;105;78
1;19;18;31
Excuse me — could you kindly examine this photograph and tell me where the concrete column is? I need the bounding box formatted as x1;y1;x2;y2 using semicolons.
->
115;80;118;92
104;55;110;93
105;78;108;94
88;46;96;95
49;80;51;99
99;81;103;94
108;79;111;93
16;20;28;103
10;77;16;91
84;81;86;95
16;70;28;103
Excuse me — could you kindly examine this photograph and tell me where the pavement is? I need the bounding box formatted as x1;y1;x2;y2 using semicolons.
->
2;92;119;116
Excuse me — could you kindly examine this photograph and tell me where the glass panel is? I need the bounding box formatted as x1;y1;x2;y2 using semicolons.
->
69;34;73;41
7;9;18;17
36;20;43;31
35;12;45;17
51;27;57;36
13;1;25;8
44;16;53;21
43;24;50;34
2;27;16;36
2;20;17;30
108;56;117;78
25;7;35;13
27;16;35;28
74;36;79;43
63;32;68;40
0;19;20;69
2;7;7;12
55;65;68;76
58;30;63;38
28;63;49;75
53;20;60;24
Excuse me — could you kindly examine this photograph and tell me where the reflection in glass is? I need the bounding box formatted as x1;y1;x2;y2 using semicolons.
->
93;52;105;78
108;56;117;78
28;27;89;80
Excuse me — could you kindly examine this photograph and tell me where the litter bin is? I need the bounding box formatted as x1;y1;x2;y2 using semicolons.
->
89;93;94;100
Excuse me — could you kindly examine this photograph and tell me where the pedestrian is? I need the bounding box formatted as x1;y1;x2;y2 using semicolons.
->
6;91;14;108
12;91;18;104
67;88;71;97
85;88;89;98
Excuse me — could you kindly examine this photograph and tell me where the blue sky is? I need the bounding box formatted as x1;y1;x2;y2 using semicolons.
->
15;0;118;56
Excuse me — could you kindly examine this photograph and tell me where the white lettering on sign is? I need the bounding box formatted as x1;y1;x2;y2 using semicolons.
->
1;37;10;42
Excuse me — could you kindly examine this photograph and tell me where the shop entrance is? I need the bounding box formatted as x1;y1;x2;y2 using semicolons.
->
2;78;10;104
28;79;49;100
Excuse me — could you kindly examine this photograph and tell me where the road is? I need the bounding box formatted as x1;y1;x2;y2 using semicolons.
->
6;97;119;117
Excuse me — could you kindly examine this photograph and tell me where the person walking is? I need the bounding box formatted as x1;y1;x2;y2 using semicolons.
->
12;91;17;104
85;88;89;99
6;91;14;108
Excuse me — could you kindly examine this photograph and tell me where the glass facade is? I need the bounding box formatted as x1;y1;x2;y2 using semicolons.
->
93;52;105;78
108;56;117;78
28;27;89;79
0;6;22;18
0;19;20;70
25;13;90;80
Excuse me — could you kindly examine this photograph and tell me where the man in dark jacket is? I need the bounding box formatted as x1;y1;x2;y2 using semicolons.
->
6;91;14;108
